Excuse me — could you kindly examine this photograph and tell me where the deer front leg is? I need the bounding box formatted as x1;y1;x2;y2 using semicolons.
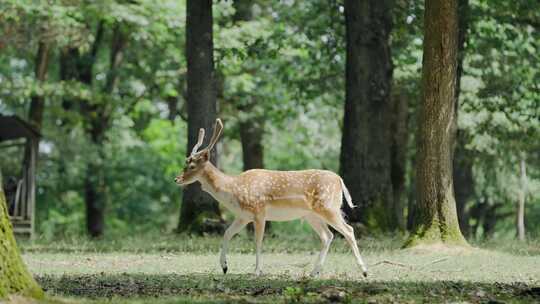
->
221;218;248;274
253;215;266;276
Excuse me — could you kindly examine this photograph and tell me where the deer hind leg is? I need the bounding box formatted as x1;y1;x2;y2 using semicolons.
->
319;209;368;277
305;214;334;277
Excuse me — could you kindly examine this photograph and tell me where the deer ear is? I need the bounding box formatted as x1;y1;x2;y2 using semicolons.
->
200;150;209;162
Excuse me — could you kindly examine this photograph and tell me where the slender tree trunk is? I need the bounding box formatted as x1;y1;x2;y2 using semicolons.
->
22;42;50;217
452;0;474;238
341;0;395;230
59;22;125;237
0;171;43;299
404;0;467;247
453;133;474;237
84;24;126;238
516;154;527;241
233;0;265;172
28;42;50;130
178;0;222;234
233;0;268;234
390;89;408;230
167;96;179;121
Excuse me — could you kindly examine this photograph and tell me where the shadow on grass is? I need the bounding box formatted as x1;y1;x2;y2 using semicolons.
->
37;273;539;303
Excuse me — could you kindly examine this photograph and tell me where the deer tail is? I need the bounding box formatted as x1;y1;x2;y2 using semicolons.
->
340;178;356;209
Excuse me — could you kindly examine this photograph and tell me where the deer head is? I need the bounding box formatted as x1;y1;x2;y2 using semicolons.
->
175;118;223;186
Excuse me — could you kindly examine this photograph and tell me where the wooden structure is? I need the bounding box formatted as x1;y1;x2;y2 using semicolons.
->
0;114;40;237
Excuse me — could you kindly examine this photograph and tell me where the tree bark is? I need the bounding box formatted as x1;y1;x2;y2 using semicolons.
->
0;171;43;299
340;0;394;229
452;0;474;238
516;154;527;241
178;0;222;234
390;88;408;230
404;0;468;247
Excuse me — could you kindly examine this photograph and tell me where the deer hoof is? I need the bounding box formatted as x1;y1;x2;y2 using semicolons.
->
223;266;228;274
363;271;368;278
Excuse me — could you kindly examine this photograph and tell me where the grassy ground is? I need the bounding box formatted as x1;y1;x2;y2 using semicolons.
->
15;233;540;303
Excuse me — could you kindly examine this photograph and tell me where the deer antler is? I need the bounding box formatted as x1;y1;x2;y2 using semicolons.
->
191;128;206;155
206;118;223;152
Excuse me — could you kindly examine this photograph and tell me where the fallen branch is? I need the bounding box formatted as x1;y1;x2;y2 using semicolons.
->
370;260;412;269
370;257;451;271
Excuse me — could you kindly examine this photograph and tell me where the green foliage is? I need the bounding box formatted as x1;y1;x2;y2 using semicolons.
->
0;0;539;239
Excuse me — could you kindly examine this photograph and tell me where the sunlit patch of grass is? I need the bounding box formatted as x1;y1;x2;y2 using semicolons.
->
18;234;540;303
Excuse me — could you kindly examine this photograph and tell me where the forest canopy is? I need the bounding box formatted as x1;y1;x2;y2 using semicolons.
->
0;0;538;240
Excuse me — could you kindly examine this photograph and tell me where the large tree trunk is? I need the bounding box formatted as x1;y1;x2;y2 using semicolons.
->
405;0;468;247
0;171;43;299
390;88;408;230
452;0;474;238
178;0;222;234
516;154;527;241
340;0;395;229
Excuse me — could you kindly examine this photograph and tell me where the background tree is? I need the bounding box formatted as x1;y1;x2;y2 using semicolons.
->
0;0;538;242
0;170;43;299
516;154;527;241
178;0;222;234
233;0;265;173
340;0;396;230
405;0;467;247
452;0;475;238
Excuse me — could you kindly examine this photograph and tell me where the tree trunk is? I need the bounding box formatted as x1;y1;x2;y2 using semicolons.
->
239;120;264;171
84;24;126;238
22;42;50;209
453;133;474;237
59;22;125;237
516;154;527;241
233;0;265;172
404;0;468;247
452;0;474;238
0;171;43;299
178;0;222;234
390;89;408;230
28;42;50;130
234;0;269;235
340;0;394;229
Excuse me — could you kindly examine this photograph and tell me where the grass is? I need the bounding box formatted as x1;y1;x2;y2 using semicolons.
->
14;232;540;303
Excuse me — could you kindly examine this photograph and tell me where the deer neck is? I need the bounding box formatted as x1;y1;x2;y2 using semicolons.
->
198;162;234;195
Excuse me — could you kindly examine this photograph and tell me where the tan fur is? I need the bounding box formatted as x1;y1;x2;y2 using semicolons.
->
196;163;343;216
175;118;368;276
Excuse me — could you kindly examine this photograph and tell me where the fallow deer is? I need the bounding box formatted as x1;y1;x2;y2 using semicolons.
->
175;118;368;277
